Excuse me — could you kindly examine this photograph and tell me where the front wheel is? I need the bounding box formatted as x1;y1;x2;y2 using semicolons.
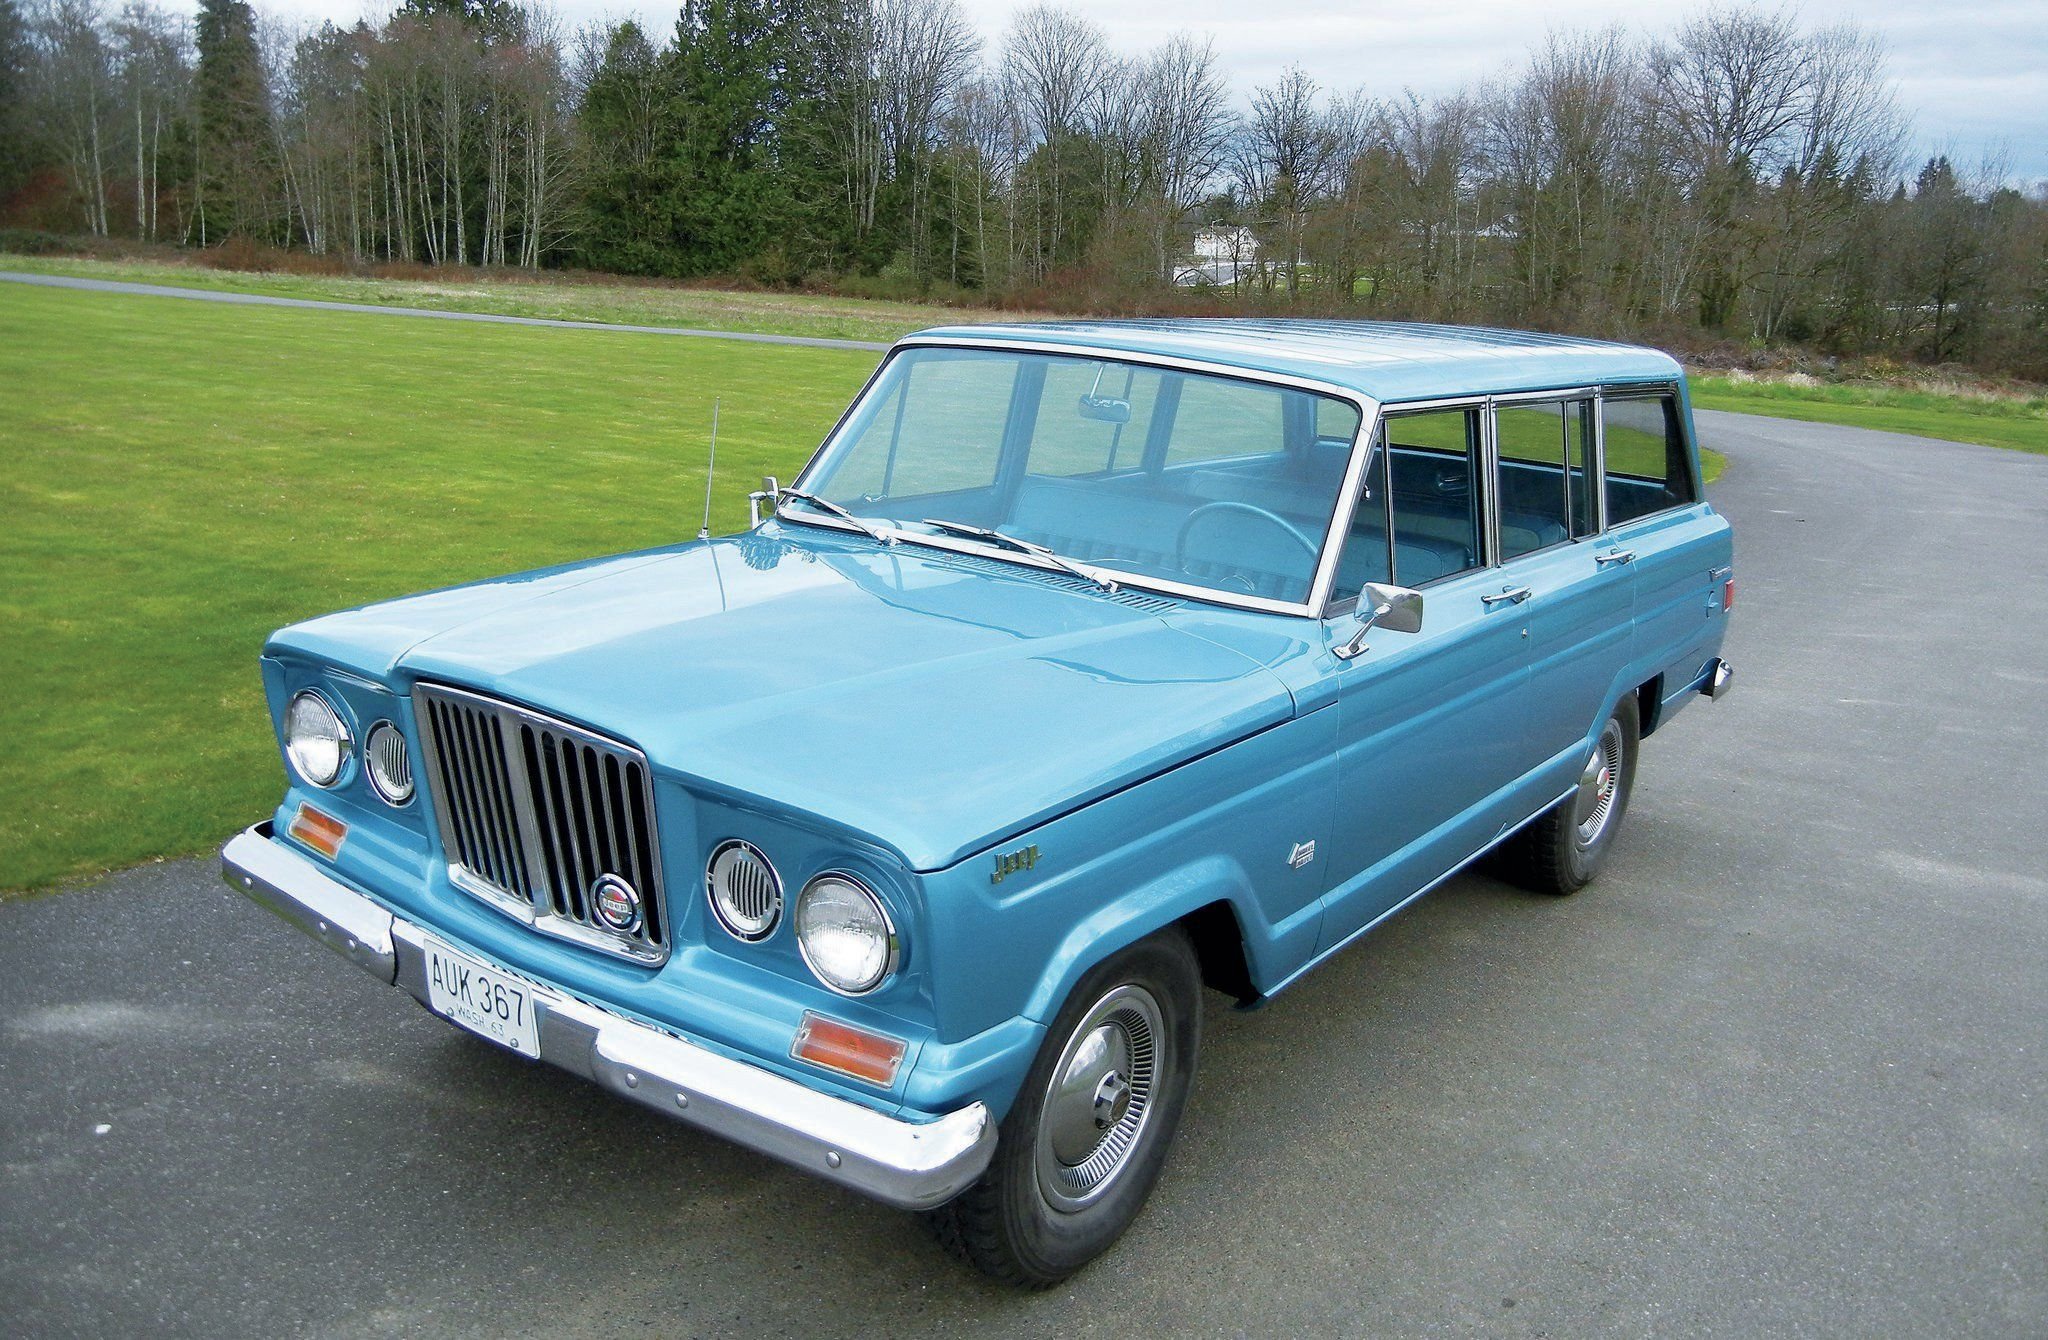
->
926;929;1201;1287
1498;695;1640;896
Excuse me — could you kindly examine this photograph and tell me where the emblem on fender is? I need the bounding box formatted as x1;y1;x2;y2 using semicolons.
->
1288;840;1316;870
990;844;1042;885
591;873;643;933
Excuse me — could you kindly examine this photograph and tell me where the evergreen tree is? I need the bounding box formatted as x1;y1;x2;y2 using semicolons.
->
192;0;273;242
575;21;678;274
0;0;32;201
665;0;785;276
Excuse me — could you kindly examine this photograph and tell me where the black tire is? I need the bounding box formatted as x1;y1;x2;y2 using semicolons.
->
1498;694;1641;896
925;928;1202;1287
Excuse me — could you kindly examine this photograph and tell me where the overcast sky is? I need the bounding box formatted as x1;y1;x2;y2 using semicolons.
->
177;0;2048;188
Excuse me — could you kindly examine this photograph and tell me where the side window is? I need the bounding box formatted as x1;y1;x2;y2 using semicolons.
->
1333;405;1484;597
825;352;1015;500
1494;402;1572;560
1603;394;1697;526
1493;398;1599;558
1025;359;1163;478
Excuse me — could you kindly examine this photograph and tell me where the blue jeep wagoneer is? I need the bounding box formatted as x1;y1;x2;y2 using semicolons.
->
224;321;1734;1284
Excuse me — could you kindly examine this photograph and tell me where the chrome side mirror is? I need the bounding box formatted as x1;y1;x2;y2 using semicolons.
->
748;476;781;527
1334;582;1424;661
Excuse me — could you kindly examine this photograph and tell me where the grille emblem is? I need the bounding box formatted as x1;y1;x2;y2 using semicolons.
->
591;874;643;933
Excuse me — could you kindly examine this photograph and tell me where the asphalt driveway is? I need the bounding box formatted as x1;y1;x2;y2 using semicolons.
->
2;409;2043;1337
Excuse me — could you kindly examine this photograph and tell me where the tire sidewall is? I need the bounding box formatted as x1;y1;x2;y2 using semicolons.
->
990;931;1202;1281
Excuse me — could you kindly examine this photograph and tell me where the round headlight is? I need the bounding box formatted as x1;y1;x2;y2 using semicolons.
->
364;721;414;805
707;840;781;941
796;874;897;995
284;690;351;788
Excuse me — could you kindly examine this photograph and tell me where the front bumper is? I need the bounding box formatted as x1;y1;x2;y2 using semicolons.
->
220;823;996;1211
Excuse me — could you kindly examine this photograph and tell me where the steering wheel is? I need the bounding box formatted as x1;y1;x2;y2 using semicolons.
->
1174;502;1319;584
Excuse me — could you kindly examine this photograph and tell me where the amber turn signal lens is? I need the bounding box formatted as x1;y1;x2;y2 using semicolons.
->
790;1012;906;1087
288;802;348;859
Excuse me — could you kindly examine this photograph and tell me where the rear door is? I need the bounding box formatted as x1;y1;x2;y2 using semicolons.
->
1491;393;1635;787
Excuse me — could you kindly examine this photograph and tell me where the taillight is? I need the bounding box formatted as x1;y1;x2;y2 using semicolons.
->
1723;579;1736;611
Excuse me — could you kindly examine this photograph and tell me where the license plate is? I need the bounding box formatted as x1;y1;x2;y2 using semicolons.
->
423;938;542;1058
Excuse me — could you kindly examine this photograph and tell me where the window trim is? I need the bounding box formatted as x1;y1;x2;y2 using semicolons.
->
1329;379;1702;613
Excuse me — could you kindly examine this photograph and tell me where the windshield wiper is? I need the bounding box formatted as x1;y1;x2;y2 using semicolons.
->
919;518;1120;592
776;488;894;545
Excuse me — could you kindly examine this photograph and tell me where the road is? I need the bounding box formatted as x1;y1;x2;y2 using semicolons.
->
0;271;893;351
3;410;2044;1337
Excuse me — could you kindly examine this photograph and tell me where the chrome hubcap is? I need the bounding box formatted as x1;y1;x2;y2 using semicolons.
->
1036;985;1162;1211
1572;719;1625;847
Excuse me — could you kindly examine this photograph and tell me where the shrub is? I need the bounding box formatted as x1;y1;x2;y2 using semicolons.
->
0;228;83;256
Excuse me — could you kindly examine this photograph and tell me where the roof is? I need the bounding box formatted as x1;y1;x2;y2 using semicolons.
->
900;319;1683;404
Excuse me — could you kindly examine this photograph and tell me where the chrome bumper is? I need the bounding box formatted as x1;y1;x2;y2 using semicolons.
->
221;823;995;1211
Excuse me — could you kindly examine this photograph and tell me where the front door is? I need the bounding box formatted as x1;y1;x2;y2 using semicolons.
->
1318;404;1533;951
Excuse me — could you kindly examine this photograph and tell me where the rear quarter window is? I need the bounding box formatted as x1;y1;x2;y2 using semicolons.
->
1604;394;1697;526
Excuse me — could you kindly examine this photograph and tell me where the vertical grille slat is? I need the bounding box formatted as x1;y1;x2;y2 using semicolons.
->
519;725;571;916
414;685;668;965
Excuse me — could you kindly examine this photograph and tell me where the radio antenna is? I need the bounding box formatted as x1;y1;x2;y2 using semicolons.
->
698;397;721;541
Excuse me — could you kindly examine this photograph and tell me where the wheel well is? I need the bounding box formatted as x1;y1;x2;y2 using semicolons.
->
1636;674;1664;738
1179;900;1258;1005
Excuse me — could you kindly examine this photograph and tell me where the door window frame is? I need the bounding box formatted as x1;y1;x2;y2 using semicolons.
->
1325;379;1702;618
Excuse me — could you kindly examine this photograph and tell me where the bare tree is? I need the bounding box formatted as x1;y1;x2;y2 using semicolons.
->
28;0;116;235
1236;65;1348;295
1134;32;1232;282
1001;3;1108;273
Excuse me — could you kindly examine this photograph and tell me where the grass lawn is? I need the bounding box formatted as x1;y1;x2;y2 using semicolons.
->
0;252;1016;344
1691;376;2048;457
0;283;880;890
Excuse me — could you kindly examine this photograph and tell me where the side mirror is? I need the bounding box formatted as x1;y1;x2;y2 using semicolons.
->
1334;582;1423;660
748;475;781;528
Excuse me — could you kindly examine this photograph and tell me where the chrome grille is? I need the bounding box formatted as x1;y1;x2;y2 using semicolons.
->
414;683;668;964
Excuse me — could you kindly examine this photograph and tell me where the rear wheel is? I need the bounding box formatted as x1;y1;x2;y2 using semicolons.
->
1499;695;1640;895
926;928;1201;1287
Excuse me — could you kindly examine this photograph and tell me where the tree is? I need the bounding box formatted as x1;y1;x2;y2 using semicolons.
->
1236;66;1348;295
111;0;186;240
0;0;35;200
192;0;270;241
1132;33;1232;282
1001;4;1107;274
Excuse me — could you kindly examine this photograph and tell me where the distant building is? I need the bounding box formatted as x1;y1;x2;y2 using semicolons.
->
1177;227;1260;287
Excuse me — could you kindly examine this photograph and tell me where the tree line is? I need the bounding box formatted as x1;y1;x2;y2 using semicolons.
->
3;0;2044;377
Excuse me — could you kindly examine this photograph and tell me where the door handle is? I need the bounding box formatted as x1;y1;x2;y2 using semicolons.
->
1595;550;1637;566
1481;586;1533;607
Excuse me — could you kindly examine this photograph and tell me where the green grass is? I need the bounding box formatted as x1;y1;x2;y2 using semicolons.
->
0;284;880;890
0;252;1020;344
1692;376;2048;457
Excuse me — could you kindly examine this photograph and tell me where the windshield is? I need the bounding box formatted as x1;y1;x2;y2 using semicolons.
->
790;347;1365;607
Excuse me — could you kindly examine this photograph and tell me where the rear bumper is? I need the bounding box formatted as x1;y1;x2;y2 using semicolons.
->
220;823;996;1211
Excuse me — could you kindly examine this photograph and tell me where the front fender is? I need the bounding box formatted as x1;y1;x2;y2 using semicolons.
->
906;708;1338;1118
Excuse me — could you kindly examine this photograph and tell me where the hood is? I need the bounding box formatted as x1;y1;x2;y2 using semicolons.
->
271;529;1297;871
